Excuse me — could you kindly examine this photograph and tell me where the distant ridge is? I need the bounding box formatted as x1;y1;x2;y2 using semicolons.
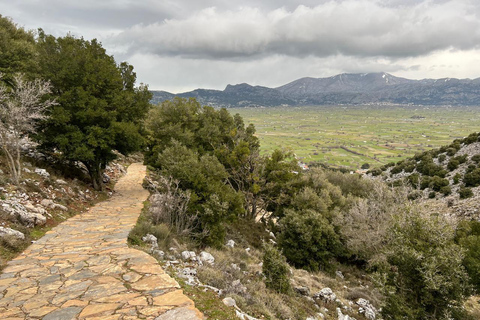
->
151;72;480;107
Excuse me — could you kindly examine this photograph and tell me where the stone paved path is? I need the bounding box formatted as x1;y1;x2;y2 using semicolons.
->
0;163;203;320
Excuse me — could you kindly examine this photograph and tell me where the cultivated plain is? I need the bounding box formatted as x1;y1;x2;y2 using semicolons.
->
232;105;480;168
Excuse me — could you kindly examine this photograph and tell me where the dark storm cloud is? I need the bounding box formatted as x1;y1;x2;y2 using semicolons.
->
112;0;480;60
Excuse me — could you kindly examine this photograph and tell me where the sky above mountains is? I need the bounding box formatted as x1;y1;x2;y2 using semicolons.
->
2;0;480;92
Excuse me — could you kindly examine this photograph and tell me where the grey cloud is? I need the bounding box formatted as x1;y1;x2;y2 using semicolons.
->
112;0;480;60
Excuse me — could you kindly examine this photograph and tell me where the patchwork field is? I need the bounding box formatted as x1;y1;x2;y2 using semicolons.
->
230;105;480;169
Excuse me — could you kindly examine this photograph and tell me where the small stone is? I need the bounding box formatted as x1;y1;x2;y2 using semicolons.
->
226;239;235;248
198;251;215;265
41;199;54;208
52;204;68;211
34;168;50;178
181;251;196;261
56;179;68;185
222;297;236;307
142;234;158;245
294;286;310;296
313;288;337;303
336;270;345;279
152;250;165;258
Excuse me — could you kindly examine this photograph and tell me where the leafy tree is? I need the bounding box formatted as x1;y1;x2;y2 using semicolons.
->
455;220;480;292
0;74;56;184
35;33;151;190
260;149;302;219
263;243;291;294
278;208;341;271
0;16;37;84
381;212;470;320
146;98;261;219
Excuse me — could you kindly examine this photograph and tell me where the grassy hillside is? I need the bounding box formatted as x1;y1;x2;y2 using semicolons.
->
231;105;480;169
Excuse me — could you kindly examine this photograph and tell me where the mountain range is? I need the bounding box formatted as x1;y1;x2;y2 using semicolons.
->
151;72;480;107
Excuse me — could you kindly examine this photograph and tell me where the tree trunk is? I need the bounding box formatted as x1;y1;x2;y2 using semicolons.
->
86;163;104;191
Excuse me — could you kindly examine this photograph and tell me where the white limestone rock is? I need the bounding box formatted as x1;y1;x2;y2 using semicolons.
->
199;251;215;265
0;227;25;240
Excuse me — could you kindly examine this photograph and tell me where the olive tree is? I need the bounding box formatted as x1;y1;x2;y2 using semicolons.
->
0;74;55;184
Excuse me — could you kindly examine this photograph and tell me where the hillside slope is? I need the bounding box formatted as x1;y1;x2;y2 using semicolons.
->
369;132;480;219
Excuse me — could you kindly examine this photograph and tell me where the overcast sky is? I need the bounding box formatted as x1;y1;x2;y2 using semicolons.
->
2;0;480;92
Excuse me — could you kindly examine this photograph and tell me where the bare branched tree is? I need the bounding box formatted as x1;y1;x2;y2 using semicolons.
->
149;176;197;235
0;74;56;184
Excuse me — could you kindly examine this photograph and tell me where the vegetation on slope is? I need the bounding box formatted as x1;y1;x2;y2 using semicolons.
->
138;97;479;320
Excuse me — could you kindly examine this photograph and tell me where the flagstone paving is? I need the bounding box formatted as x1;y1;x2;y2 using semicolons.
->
0;163;204;320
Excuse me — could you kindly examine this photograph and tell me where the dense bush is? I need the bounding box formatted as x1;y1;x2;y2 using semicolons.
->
381;212;470;320
464;168;480;187
428;176;449;192
440;185;452;196
447;147;458;156
367;167;382;176
145;98;260;247
262;244;291;294
416;155;446;177
447;159;459;171
455;220;480;292
459;187;474;199
463;133;479;145
472;154;480;164
453;173;462;184
278;208;341;272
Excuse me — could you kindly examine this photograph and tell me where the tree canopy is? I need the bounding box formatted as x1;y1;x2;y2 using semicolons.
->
35;33;151;189
0;15;37;85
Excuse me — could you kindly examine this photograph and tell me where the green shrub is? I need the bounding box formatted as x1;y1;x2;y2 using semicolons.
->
428;191;436;198
429;176;450;192
453;173;462;184
463;133;479;145
455;154;468;164
459;187;474;199
367;167;382;176
464;168;480;187
390;165;403;175
466;164;477;174
438;154;446;163
420;176;431;190
440;186;452;196
472;154;480;164
407;191;422;200
448;159;459;171
381;212;470;320
455;220;480;292
128;221;171;247
278;209;341;272
407;173;420;187
361;163;370;169
447;147;458;156
262;244;291;294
